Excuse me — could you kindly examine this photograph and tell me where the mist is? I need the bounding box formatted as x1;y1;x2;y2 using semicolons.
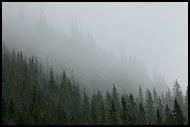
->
2;2;188;94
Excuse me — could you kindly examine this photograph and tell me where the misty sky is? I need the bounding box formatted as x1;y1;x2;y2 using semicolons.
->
2;2;188;92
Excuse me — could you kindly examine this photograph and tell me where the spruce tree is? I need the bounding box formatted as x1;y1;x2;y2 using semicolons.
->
184;86;188;123
165;88;173;109
173;98;186;125
128;93;137;125
173;80;183;107
156;108;162;125
136;103;146;125
109;99;119;125
145;89;155;124
56;99;66;125
82;92;90;125
138;85;144;105
121;95;128;125
100;101;105;125
164;104;174;125
153;87;158;108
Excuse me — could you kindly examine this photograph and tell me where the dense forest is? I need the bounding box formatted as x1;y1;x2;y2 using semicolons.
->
2;7;169;95
2;44;188;125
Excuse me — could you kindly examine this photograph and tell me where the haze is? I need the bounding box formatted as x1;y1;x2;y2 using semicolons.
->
2;2;188;93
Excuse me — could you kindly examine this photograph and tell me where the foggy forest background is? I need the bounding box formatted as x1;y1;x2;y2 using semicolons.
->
2;2;188;125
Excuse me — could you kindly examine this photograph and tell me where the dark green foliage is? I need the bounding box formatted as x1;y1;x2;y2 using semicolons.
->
173;98;186;125
136;103;146;125
156;108;162;125
164;104;174;125
100;101;105;125
56;99;66;125
145;89;155;124
2;46;188;125
109;99;120;125
128;93;137;125
121;95;128;125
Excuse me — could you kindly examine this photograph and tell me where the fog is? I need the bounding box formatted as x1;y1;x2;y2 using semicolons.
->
2;2;188;94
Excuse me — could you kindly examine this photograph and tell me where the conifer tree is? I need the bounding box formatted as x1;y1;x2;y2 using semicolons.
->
173;98;186;125
165;88;173;108
82;92;90;125
56;99;66;125
136;103;146;125
138;85;144;106
164;104;174;125
109;99;119;125
145;89;155;124
173;80;183;107
128;93;137;125
121;95;128;125
156;108;162;125
100;101;105;125
184;86;188;123
153;87;158;108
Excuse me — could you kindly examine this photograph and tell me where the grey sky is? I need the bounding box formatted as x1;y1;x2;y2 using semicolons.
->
3;2;188;92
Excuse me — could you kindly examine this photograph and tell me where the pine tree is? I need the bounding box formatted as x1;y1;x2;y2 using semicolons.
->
109;99;119;125
138;85;144;106
121;95;128;125
165;88;173;109
82;92;90;125
173;80;183;107
164;104;174;125
153;87;158;108
112;84;121;112
145;89;155;124
173;98;186;125
105;91;112;125
128;93;137;125
156;108;162;125
158;97;164;119
184;86;188;123
100;101;105;125
48;67;56;88
91;91;97;125
56;99;66;125
136;103;146;125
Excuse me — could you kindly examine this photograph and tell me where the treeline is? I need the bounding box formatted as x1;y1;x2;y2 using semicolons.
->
2;45;188;125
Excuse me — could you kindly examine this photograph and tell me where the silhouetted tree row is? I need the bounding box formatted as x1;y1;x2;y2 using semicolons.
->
2;44;188;125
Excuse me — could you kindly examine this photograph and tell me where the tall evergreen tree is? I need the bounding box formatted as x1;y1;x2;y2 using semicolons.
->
184;86;188;123
173;80;183;107
164;104;174;125
105;91;112;125
136;103;146;125
82;92;90;125
156;108;162;125
100;101;105;125
121;95;128;125
138;85;144;106
157;97;164;118
173;98;186;125
109;99;119;125
153;87;158;108
165;88;173;109
128;93;137;125
90;91;97;125
56;99;66;125
112;84;121;111
145;89;155;124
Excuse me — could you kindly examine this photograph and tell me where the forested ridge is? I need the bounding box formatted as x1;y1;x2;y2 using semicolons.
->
2;44;188;125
